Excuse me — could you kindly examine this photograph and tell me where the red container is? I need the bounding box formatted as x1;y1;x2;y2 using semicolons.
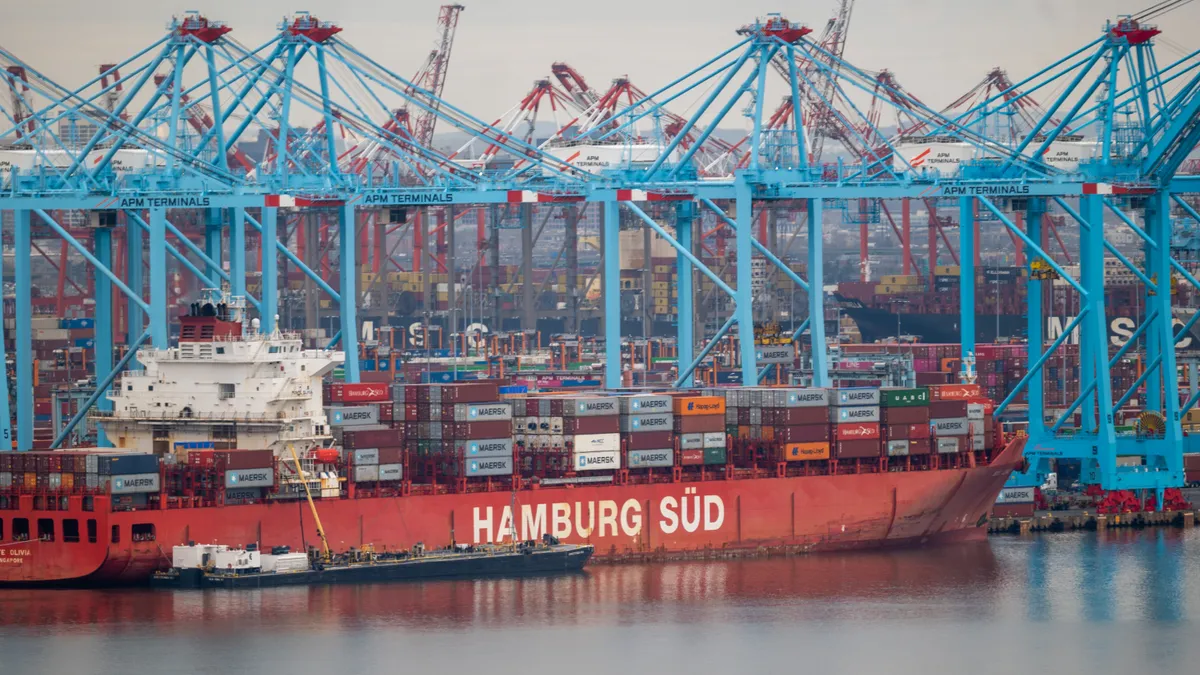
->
440;382;501;404
930;400;968;418
880;406;930;424
329;382;390;404
221;449;274;470
774;425;831;443
624;431;675;451
188;450;217;468
673;415;724;434
378;446;405;464
836;439;883;459
908;439;932;455
451;421;511;440
929;384;982;401
563;416;620;435
773;407;829;425
342;428;405;449
378;403;394;423
680;449;705;465
834;423;880;441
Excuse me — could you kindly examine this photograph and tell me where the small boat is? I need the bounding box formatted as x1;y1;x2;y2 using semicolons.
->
151;537;593;589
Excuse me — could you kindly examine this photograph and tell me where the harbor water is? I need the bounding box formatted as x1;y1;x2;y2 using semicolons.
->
2;528;1199;674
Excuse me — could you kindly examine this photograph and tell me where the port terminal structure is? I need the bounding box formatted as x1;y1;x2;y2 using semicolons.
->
1;7;1200;499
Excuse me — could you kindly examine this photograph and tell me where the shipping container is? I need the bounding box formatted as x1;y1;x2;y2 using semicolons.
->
328;406;381;427
225;468;274;488
779;388;830;408
673;396;726;416
886;440;910;457
836;439;883;459
378;463;404;481
455;439;513;458
679;433;705;450
329;383;390;403
563;397;620;417
353;465;380;482
623;430;675;450
568;433;621;453
831;406;880;423
784;442;831;461
620;413;674;433
573;450;621;471
835;423;881;441
936;438;962;454
680;448;705;465
619;395;673;413
352;448;380;465
932;418;970;436
703;447;727;465
834;388;881;406
775;425;831;443
111;473;160;494
455;402;512;422
880;387;930;407
465;455;513;477
627;449;675;469
674;415;725;434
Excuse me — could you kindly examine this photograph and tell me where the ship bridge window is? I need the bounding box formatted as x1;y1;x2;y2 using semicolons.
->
12;518;28;542
218;384;236;400
132;524;156;542
216;347;225;355
37;519;54;542
269;346;280;354
63;519;80;543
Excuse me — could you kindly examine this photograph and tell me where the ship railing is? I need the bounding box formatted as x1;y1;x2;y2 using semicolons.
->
89;409;293;422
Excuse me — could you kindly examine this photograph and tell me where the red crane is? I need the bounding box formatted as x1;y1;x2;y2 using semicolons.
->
5;66;36;141
407;4;465;148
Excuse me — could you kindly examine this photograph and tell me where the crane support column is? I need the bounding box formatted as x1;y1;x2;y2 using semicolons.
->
676;202;695;387
565;206;579;334
205;207;223;284
603;201;621;389
261;206;278;334
340;203;361;383
149;208;169;349
1147;192;1183;472
446;206;457;334
521;204;536;332
230;207;247;300
15;209;32;451
735;180;757;384
1081;194;1116;482
642;226;653;335
94;225;114;447
1025;199;1046;440
808;198;829;388
126;210;144;360
958;197;976;369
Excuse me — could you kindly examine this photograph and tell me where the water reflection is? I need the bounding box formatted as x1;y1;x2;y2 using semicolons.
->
0;529;1198;675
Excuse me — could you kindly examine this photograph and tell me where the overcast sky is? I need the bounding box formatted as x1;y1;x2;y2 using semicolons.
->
4;0;1200;123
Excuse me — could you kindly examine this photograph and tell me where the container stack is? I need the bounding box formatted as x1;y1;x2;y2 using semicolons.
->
768;389;832;463
619;394;675;472
564;395;621;474
672;395;727;467
929;384;978;456
831;388;883;460
399;381;513;482
879;387;932;458
341;428;406;486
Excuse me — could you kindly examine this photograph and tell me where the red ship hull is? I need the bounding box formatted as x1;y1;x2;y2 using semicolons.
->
0;438;1024;585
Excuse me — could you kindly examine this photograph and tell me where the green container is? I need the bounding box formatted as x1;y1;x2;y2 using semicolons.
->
651;357;676;365
725;424;740;439
880;387;930;407
703;447;727;465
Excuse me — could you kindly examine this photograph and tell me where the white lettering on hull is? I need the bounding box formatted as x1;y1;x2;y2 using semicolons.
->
471;492;725;543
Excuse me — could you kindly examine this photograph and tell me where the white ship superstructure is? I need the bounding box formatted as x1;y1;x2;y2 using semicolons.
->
96;292;343;456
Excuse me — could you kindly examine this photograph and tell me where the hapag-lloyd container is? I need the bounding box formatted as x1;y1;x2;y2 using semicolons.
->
673;396;726;416
627;449;674;469
784;442;830;461
573;449;621;471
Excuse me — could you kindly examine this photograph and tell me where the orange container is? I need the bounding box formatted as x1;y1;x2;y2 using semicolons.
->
61;473;74;491
784;442;831;462
23;473;36;490
673;396;726;416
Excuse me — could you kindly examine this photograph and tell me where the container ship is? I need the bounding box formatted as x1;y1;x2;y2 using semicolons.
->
835;261;1200;346
0;298;1024;586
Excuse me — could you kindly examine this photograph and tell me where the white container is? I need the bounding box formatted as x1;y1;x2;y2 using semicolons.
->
353;465;380;482
936;438;961;454
378;463;403;481
887;440;910;457
933;418;970;436
619;395;673;413
834;388;881;406
619;413;673;433
832;406;880;423
702;432;725;449
572;449;621;472
679;433;704;450
997;487;1036;504
569;433;620;453
465;455;512;476
455;402;511;422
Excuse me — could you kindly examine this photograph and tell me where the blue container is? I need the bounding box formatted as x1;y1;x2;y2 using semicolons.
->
362;359;377;372
421;371;455;384
715;371;744;385
74;338;95;349
498;385;529;394
174;441;214;450
60;318;95;330
106;453;159;476
378;359;391;371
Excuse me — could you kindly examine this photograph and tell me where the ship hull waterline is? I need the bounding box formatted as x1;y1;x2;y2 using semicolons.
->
0;438;1025;586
